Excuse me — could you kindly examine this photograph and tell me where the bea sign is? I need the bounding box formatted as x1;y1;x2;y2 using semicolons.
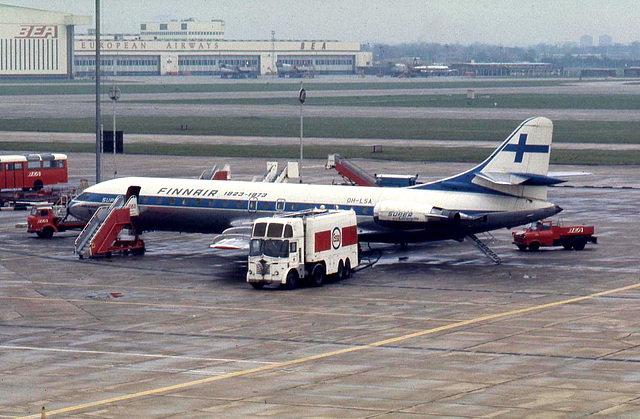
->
16;26;58;39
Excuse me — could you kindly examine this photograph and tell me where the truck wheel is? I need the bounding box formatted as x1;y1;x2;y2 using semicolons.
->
517;244;527;251
283;270;299;290
337;260;344;280
344;259;352;279
573;237;587;251
33;180;43;191
311;264;325;287
528;242;540;252
250;282;265;290
39;227;54;239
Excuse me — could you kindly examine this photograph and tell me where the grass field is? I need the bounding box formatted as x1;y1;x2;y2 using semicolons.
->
131;93;640;110
1;141;638;165
0;79;571;96
1;116;639;144
1;78;638;165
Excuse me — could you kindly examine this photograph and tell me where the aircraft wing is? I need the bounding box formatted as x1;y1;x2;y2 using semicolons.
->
210;226;252;251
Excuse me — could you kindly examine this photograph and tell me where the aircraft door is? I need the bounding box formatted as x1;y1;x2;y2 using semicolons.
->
276;198;286;212
126;185;141;200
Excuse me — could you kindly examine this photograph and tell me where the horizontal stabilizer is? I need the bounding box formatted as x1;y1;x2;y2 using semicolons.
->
475;172;566;187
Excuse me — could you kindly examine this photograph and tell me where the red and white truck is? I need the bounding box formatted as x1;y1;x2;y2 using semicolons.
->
512;219;597;251
247;210;358;290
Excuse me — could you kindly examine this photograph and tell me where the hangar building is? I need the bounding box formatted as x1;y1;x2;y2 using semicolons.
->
0;4;91;78
73;18;372;77
0;4;372;78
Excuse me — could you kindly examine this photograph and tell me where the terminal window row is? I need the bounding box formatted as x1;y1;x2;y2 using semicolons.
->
279;59;353;66
218;59;258;66
75;59;159;66
315;59;353;65
178;59;217;66
140;31;224;36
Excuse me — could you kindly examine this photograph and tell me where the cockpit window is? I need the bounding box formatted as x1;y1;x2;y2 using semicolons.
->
76;192;90;201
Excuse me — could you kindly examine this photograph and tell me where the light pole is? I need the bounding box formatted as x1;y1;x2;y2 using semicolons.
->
95;0;101;183
108;84;121;178
298;83;306;183
271;30;275;74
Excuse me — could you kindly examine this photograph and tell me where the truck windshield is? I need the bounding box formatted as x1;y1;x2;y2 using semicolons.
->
252;223;267;237
249;239;289;257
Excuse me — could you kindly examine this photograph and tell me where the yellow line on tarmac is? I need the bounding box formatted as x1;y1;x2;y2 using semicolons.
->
10;281;640;419
0;296;443;322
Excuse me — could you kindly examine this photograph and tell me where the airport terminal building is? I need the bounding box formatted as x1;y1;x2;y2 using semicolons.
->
0;4;372;78
73;35;372;76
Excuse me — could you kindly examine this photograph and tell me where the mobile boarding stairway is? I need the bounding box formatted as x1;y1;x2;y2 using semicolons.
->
74;191;144;259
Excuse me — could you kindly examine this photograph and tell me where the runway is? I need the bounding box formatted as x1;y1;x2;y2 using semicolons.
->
2;78;640;121
0;155;639;417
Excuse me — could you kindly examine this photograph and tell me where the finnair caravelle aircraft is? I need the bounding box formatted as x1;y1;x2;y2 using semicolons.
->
68;117;563;247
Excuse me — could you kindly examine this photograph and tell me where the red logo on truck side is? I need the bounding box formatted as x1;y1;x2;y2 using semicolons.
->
332;227;341;250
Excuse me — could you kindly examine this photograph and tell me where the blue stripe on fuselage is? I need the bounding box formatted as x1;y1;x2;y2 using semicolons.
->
70;192;380;218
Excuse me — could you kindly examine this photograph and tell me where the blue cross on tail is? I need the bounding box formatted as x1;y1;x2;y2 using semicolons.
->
503;133;549;163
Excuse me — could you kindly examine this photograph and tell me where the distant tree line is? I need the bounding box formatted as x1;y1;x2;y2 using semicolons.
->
366;42;640;69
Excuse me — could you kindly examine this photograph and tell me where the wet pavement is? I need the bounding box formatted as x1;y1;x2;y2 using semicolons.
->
0;156;639;417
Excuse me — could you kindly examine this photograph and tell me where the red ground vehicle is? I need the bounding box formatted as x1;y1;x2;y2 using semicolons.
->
0;154;68;191
27;205;86;238
512;219;597;251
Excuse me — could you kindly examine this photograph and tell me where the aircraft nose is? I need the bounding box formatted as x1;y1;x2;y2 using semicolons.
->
67;199;82;218
554;204;563;214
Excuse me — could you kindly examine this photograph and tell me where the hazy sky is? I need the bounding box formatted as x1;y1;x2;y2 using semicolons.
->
6;0;640;46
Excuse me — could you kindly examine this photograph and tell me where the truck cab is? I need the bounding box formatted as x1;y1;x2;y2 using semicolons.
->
248;217;304;289
27;205;58;238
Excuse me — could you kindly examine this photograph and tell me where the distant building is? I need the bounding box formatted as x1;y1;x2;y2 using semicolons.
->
449;62;558;77
580;68;617;78
599;34;613;47
139;18;225;40
623;67;640;77
580;35;594;48
0;4;91;78
74;17;371;77
73;35;372;76
0;6;372;78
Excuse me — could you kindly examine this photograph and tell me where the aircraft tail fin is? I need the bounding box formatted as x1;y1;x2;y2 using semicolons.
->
480;116;553;176
413;117;561;200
